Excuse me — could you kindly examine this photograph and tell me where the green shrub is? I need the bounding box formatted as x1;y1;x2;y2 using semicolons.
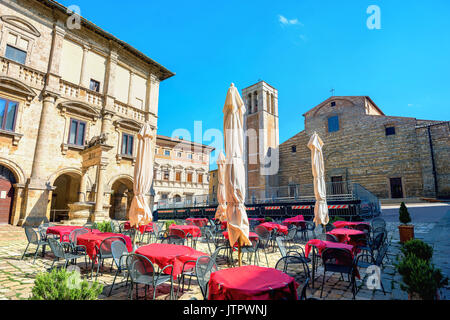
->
95;221;112;233
30;268;103;300
264;217;273;223
396;255;448;300
401;239;433;262
399;202;412;225
165;220;176;230
329;216;346;224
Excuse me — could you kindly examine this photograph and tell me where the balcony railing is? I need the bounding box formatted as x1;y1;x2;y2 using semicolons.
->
113;100;146;122
0;57;46;90
59;80;104;108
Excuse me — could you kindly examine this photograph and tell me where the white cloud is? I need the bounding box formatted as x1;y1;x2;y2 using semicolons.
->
278;15;302;26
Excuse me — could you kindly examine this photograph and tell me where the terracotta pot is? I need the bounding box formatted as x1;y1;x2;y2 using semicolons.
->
399;224;414;243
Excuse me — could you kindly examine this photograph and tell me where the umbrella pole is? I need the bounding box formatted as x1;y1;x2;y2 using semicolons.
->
238;243;242;267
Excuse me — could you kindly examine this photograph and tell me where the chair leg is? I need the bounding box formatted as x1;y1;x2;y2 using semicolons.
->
320;271;326;298
22;243;30;260
108;269;119;297
33;245;40;264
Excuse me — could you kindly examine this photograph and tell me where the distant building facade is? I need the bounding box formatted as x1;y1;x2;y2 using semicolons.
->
243;82;450;200
153;135;214;207
0;0;174;225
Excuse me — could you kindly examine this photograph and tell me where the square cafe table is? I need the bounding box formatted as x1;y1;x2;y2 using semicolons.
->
328;228;366;244
258;222;289;235
76;232;133;262
208;266;299;300
135;243;207;280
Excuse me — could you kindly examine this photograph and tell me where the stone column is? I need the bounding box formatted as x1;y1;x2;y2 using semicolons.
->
128;71;134;106
79;169;88;202
94;163;107;221
79;44;91;88
146;74;160;117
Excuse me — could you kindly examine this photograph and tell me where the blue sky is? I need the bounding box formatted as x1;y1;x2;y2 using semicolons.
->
60;0;450;168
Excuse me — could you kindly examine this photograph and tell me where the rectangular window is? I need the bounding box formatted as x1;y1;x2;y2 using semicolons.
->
177;152;182;158
291;146;297;153
89;79;101;93
68;119;86;146
176;172;181;182
0;98;18;132
385;127;396;136
163;171;170;181
187;173;193;183
121;133;134;156
164;150;171;157
198;174;203;184
188;154;193;160
5;45;27;65
328;116;340;133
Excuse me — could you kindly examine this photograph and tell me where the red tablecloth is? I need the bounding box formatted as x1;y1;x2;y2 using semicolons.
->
76;232;132;262
333;221;370;229
258;222;288;235
220;221;228;230
328;228;365;244
169;225;202;238
123;222;154;234
305;239;355;258
186;218;209;227
208;266;299;300
46;226;101;242
135;243;207;280
283;215;306;228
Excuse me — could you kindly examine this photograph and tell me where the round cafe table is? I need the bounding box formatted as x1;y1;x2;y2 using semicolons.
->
328;228;365;244
76;232;132;262
46;226;101;242
333;221;370;229
135;243;207;280
258;222;289;235
208;266;299;300
186;218;209;227
283;215;306;228
169;224;202;238
123;221;154;234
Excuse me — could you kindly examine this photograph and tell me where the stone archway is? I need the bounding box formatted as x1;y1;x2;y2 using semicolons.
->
50;172;81;222
0;165;17;224
109;177;134;220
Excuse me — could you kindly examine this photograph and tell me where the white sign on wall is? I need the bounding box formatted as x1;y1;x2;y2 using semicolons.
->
0;191;7;199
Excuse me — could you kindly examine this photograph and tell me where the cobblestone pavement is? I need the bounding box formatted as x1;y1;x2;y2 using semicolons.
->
0;219;442;301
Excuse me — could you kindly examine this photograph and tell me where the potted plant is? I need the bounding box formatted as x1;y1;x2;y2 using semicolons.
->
396;242;448;300
30;268;103;300
398;202;414;243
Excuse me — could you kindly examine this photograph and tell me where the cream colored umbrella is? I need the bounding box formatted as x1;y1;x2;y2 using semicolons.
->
215;152;227;222
223;83;251;266
307;132;329;227
129;123;155;247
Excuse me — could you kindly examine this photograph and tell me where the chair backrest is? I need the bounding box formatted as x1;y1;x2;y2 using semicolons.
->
305;221;315;231
24;227;39;244
98;236;126;258
83;222;96;230
275;255;310;281
286;226;297;239
326;234;339;243
276;237;287;257
48;238;66;259
127;254;156;283
371;218;386;230
371;231;387;251
325;224;335;232
111;240;129;268
195;256;218;300
352;224;371;234
322;248;354;270
68;228;89;245
169;227;186;239
166;235;185;245
254;225;271;241
375;243;389;266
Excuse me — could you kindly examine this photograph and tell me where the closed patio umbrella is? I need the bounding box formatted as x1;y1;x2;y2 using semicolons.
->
215;152;227;223
307;132;329;228
223;83;251;266
129;123;155;247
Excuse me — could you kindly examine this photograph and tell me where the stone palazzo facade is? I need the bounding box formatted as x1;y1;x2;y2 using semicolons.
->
0;0;174;225
243;81;450;201
153;135;214;206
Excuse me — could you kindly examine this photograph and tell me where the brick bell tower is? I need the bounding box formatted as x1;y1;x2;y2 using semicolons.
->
242;81;280;202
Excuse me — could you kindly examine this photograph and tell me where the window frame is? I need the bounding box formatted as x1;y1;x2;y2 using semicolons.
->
89;79;101;93
164;150;171;157
328;116;340;133
0;97;19;132
385;126;396;136
121;133;134;157
5;44;27;65
67;118;87;147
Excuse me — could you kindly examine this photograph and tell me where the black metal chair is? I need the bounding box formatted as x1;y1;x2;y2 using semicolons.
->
320;248;358;299
94;236;127;279
275;254;311;301
108;240;130;296
22;227;51;264
355;242;388;295
162;234;185;246
241;238;261;266
371;218;386;231
282;225;298;248
127;253;174;300
48;238;85;270
316;233;339;243
211;245;234;268
254;226;271;267
67;228;89;268
275;237;310;264
195;255;218;300
83;222;96;230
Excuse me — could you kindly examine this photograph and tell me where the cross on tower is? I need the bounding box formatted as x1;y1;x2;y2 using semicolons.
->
330;88;335;96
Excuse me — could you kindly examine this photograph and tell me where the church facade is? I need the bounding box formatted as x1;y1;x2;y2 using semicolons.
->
243;81;450;201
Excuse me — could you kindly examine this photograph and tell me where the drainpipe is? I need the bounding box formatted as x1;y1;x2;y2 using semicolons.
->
427;126;439;198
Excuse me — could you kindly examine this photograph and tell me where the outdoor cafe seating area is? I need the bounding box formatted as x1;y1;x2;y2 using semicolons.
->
20;214;391;300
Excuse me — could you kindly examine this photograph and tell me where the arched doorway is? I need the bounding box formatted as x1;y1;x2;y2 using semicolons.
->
50;173;81;223
109;178;134;220
0;165;17;224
